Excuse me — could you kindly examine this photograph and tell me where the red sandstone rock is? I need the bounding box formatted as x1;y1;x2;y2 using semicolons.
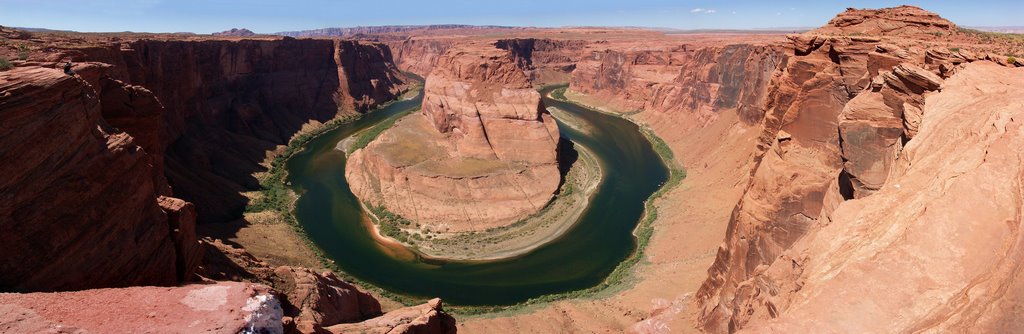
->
0;66;193;291
739;61;1024;333
570;44;783;125
810;5;957;39
74;38;409;223
693;7;1023;333
273;266;382;332
347;44;562;231
326;298;456;334
0;282;283;333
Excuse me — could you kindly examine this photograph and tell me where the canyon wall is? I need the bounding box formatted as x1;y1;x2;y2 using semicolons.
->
347;44;562;231
0;34;458;333
71;38;408;223
692;6;1024;332
0;67;196;292
571;43;783;125
0;37;405;289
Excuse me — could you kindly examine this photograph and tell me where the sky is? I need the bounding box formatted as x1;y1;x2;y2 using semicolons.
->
0;0;1020;34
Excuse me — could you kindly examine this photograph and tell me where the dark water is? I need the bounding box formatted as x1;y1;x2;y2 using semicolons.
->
287;85;669;305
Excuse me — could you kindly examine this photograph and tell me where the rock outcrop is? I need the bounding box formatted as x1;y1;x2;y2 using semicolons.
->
0;66;199;291
273;266;382;333
0;282;284;333
693;6;1024;333
347;44;561;231
739;61;1024;333
326;298;457;334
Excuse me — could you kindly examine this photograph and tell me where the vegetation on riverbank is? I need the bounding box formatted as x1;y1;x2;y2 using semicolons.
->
448;86;686;317
362;143;602;260
242;87;427;307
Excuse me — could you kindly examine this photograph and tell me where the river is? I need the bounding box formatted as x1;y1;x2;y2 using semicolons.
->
286;85;669;306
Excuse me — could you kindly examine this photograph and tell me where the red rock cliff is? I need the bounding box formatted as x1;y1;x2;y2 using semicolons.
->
347;44;562;231
71;38;409;223
693;6;1024;332
570;43;783;125
0;67;198;291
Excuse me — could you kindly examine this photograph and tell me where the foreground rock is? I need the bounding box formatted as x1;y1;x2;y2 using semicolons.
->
273;266;382;333
347;44;561;232
695;6;1024;333
327;298;456;334
0;282;283;333
0;66;200;291
740;61;1024;333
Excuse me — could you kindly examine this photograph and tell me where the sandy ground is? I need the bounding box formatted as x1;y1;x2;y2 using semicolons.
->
455;92;760;333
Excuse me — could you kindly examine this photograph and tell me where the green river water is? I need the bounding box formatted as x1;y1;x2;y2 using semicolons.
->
286;85;669;306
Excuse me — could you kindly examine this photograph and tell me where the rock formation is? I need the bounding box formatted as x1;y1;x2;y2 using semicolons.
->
0;282;283;333
327;298;457;334
347;44;562;231
1;29;456;333
571;44;783;124
693;6;1024;332
272;266;383;333
69;38;409;223
0;66;197;291
739;61;1024;333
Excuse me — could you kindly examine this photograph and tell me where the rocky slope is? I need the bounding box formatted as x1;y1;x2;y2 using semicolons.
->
693;6;1024;333
739;60;1024;333
347;44;562;231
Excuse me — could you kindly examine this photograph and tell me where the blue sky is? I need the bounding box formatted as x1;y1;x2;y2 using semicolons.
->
0;1;1019;33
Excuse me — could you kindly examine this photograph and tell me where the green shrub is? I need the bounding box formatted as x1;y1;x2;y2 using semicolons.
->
17;44;29;60
0;56;11;71
1009;56;1018;65
948;47;960;52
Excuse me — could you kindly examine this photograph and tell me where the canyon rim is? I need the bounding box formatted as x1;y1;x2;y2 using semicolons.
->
1;3;1023;334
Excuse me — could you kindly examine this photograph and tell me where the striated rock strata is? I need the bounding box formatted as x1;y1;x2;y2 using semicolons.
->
0;67;199;292
347;44;561;231
741;61;1024;333
68;38;409;223
693;6;1024;333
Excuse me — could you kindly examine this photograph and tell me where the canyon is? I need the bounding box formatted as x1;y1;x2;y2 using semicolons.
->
347;43;562;232
2;4;1024;334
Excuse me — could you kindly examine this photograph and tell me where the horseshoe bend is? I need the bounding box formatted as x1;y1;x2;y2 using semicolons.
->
1;4;1023;334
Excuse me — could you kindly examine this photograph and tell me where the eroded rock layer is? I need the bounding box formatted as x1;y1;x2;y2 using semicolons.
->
736;60;1024;334
71;39;409;223
0;67;194;292
347;44;561;231
694;6;1024;333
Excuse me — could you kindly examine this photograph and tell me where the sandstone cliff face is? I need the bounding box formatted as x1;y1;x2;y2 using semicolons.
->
693;6;1024;332
0;67;199;292
496;38;588;84
347;45;561;231
388;38;455;76
70;39;408;223
570;43;783;124
741;61;1024;333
